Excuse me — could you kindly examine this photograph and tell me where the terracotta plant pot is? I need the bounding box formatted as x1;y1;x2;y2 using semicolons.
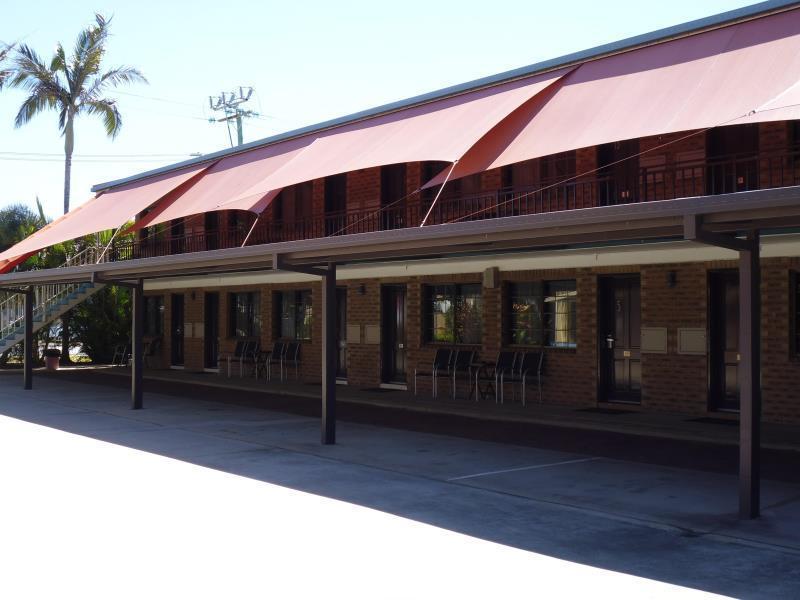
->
44;356;60;371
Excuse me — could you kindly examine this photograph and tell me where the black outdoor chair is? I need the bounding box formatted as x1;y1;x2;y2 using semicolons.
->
474;350;518;403
501;351;545;406
414;348;453;398
449;349;477;400
219;340;248;377
240;340;261;378
261;341;286;381
111;343;131;366
282;342;302;382
143;337;162;368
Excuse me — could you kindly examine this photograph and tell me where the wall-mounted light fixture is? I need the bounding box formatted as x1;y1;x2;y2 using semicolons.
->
358;284;366;296
667;271;677;288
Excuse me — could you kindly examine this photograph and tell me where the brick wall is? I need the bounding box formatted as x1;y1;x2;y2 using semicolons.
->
146;256;800;424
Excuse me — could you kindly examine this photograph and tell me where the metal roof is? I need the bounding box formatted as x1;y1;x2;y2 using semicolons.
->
92;0;800;193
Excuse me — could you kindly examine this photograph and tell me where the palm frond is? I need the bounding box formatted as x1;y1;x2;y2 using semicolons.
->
10;44;56;91
83;66;147;101
34;196;48;227
0;43;14;90
83;98;121;138
14;90;58;128
71;13;111;94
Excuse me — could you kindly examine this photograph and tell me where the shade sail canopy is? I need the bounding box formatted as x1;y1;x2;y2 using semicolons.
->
134;136;313;229
0;163;209;269
424;8;800;187
219;67;571;210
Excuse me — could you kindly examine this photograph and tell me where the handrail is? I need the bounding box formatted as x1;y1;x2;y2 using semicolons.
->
34;145;800;265
0;245;107;345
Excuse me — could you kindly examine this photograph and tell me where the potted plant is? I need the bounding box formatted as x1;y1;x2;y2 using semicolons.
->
43;348;62;371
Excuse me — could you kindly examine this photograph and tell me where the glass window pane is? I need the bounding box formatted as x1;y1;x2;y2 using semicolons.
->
544;281;577;348
430;285;454;343
509;283;542;345
455;284;482;344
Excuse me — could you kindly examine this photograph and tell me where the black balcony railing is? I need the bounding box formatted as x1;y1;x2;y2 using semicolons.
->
106;147;800;262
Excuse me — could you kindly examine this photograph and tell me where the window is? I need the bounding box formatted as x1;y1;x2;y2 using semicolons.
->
229;292;261;338
424;284;482;344
276;290;313;341
143;295;164;336
540;151;576;183
507;281;577;348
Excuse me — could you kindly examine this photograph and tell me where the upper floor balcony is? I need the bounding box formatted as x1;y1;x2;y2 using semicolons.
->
106;145;800;262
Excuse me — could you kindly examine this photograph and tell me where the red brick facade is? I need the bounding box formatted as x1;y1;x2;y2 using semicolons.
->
142;121;800;425
145;255;800;425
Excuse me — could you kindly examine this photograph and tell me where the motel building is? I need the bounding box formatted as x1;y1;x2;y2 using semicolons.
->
2;0;800;519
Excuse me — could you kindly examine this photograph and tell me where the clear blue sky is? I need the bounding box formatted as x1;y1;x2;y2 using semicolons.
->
0;0;754;218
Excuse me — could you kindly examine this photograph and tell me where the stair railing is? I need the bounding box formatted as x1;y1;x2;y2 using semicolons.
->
0;246;107;343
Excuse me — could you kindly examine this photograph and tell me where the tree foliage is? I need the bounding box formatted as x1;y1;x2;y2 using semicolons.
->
69;285;131;364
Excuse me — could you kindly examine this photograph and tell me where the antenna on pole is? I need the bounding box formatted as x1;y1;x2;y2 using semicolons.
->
208;86;257;147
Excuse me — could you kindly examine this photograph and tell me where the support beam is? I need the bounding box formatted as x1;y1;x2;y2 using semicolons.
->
739;230;761;519
131;280;144;410
272;253;327;277
683;214;754;252
321;263;337;444
23;288;33;390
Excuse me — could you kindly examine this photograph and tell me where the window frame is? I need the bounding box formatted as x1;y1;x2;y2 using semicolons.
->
506;280;577;349
228;291;261;339
275;289;313;341
423;283;483;345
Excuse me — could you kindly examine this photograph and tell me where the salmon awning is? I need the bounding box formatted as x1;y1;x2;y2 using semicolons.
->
424;8;800;187
215;67;571;211
132;136;312;230
0;163;209;270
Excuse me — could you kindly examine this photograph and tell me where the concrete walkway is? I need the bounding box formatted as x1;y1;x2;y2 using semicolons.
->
1;373;799;598
126;365;800;452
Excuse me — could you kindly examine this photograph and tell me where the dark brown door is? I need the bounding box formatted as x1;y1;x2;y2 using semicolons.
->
204;292;219;369
597;140;640;206
336;287;347;379
598;276;641;403
204;212;219;251
705;124;759;195
709;271;740;411
170;293;184;366
380;164;407;230
324;174;347;235
381;285;407;384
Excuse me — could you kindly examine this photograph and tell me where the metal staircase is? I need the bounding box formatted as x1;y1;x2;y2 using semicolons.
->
0;247;107;355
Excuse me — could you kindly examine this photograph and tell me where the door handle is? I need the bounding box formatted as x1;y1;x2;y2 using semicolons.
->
398;343;404;349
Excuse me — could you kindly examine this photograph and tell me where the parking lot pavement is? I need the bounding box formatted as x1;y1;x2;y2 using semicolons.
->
1;375;799;599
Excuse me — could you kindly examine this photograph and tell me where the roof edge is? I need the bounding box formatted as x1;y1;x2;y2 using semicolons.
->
92;0;800;193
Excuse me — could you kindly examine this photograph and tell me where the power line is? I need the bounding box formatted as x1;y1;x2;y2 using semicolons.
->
114;90;200;107
0;151;195;158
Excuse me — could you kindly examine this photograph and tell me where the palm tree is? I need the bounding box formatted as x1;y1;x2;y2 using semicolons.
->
6;14;146;363
7;14;146;214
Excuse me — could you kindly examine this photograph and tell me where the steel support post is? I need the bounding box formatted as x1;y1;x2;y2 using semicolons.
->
739;230;761;519
321;263;337;444
131;280;144;410
23;288;33;390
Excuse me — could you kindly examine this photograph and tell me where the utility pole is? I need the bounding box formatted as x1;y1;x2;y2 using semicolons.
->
209;87;257;147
